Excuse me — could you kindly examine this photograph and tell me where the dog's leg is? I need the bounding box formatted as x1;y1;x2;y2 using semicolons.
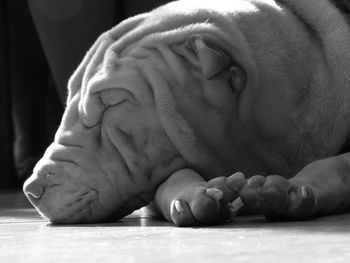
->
154;169;245;226
240;153;350;220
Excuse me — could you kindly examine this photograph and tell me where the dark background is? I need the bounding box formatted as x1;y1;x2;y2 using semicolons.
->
0;0;170;189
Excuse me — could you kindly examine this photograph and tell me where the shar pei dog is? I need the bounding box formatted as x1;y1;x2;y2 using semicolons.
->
24;0;350;226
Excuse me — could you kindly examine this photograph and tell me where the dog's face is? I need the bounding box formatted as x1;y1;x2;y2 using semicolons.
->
23;0;334;223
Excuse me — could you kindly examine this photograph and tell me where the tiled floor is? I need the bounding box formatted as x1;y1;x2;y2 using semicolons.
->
1;190;350;263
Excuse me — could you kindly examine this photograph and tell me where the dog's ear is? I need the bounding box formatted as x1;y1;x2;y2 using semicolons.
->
186;35;231;79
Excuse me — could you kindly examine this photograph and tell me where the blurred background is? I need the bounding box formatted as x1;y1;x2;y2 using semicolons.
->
0;0;170;189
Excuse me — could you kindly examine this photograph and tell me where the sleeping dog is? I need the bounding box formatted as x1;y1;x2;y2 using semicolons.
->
23;0;350;226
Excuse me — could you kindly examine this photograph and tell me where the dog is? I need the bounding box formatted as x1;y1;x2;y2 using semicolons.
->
23;0;350;226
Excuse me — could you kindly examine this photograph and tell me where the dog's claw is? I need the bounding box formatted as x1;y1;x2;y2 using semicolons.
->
205;188;223;200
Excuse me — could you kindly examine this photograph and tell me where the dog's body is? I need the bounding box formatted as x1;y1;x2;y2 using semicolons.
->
23;0;350;226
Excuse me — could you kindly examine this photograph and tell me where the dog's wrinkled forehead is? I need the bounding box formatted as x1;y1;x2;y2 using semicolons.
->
67;0;247;100
66;18;235;127
67;0;302;129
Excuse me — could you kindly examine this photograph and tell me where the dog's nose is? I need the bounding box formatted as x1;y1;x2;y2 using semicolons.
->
23;176;45;205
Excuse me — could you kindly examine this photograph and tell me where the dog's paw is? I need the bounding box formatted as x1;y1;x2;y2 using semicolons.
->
170;172;246;227
240;175;316;220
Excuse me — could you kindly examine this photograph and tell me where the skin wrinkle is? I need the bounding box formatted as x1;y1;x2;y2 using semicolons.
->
105;22;250;163
83;35;111;87
53;159;80;169
65;188;100;221
113;127;145;178
94;57;164;203
106;46;189;186
104;126;136;185
112;0;257;58
130;126;149;169
108;54;189;188
81;37;112;104
97;95;106;127
143;65;196;144
119;47;196;181
133;23;252;127
99;87;137;109
112;23;224;64
140;57;228;178
160;42;232;172
95;150;131;212
99;164;118;197
75;191;89;203
109;15;206;57
158;43;199;89
86;8;258;171
80;44;114;127
56;139;84;149
98;62;149;110
140;49;180;97
172;46;201;78
38;174;62;190
88;186;104;212
68;34;107;102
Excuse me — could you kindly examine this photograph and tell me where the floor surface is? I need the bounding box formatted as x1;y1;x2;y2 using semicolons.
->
1;190;350;263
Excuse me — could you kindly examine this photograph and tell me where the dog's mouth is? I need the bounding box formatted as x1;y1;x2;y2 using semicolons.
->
22;140;134;223
22;134;184;224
